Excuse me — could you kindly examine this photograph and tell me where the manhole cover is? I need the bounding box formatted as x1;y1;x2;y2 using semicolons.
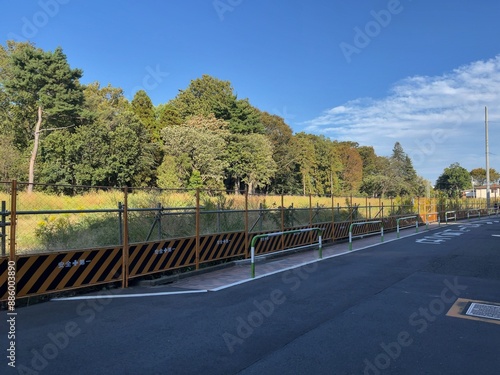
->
466;303;500;320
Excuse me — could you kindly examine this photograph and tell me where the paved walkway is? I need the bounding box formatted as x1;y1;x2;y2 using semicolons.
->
161;222;440;292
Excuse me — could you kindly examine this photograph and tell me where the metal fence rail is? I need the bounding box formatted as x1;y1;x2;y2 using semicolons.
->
1;179;498;302
396;216;418;238
349;221;383;250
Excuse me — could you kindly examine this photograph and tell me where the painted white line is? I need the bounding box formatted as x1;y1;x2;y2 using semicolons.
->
51;289;208;301
209;259;321;291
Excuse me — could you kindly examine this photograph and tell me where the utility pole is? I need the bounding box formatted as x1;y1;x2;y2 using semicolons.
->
485;106;491;208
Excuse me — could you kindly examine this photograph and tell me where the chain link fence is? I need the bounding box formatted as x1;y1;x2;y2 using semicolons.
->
3;180;497;256
126;187;198;242
14;182;124;254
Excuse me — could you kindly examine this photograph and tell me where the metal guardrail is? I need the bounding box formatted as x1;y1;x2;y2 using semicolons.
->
425;212;440;230
445;211;456;224
396;216;418;238
349;221;383;250
487;208;499;217
249;228;323;278
467;209;481;220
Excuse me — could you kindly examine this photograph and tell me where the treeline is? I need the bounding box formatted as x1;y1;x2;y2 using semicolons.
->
0;41;427;196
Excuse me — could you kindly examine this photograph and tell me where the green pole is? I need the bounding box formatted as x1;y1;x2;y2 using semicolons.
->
251;246;255;278
250;228;322;278
349;223;353;251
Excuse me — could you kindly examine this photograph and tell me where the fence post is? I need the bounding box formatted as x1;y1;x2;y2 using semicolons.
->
1;201;6;256
259;203;263;232
281;194;285;251
122;187;129;288
118;202;123;245
216;203;221;233
309;194;313;244
157;202;162;240
10;180;17;263
332;195;335;243
244;188;249;259
195;189;200;270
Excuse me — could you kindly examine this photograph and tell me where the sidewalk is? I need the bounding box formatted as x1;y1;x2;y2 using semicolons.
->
147;222;440;293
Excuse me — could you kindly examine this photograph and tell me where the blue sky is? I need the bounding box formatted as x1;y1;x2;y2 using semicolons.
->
2;0;500;184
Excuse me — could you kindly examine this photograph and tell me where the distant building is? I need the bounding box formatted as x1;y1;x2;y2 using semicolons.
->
472;184;500;199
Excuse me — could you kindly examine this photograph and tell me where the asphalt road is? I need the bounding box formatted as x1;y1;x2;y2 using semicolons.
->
2;218;500;375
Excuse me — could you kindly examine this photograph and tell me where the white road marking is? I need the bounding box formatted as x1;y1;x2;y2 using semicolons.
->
51;289;208;301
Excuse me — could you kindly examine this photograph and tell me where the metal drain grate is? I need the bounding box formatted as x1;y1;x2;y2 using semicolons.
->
466;303;500;320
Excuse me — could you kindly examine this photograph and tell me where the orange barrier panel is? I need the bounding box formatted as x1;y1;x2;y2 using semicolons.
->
199;232;246;263
128;237;196;278
15;247;122;299
0;257;8;301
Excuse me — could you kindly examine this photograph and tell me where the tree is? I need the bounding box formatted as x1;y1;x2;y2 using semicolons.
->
168;74;264;134
435;163;472;197
388;142;418;195
131;90;159;141
292;133;317;195
160;116;229;189
227;99;264;134
169;74;235;120
470;168;500;185
358;146;379;177
335;142;363;193
260;111;299;193
157;155;182;189
39;82;159;187
225;133;276;193
0;135;25;181
1;41;84;191
363;142;421;197
156;103;183;130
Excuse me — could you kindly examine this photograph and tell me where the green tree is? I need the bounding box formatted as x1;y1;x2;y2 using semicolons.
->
0;135;25;180
156;103;183;130
470;168;500;185
169;74;235;120
225;133;276;193
131;90;159;141
435;162;472;197
0;41;84;190
160;116;229;189
358;146;379;177
156;155;182;189
260;112;299;193
227;99;264;134
388;142;419;196
39;82;159;187
292;133;317;195
169;74;264;134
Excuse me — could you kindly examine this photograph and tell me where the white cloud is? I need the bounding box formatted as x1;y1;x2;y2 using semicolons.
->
303;56;500;183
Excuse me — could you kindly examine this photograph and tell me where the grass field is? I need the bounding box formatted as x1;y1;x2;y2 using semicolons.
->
0;190;486;254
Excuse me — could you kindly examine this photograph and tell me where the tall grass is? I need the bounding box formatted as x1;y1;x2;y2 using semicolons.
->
0;190;486;254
